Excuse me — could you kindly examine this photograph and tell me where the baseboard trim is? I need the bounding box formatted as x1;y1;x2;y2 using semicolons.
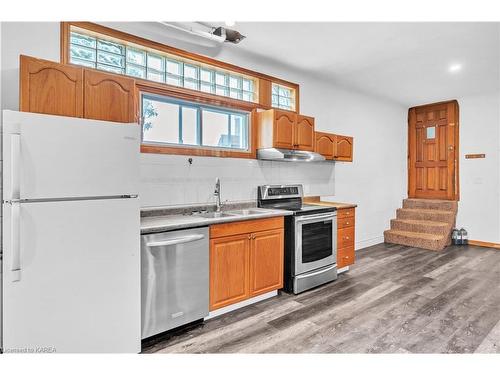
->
355;236;384;251
468;240;500;249
206;290;278;319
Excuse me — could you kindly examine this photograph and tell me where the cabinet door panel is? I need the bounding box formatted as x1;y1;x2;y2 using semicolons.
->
334;135;354;161
338;246;355;268
84;69;136;123
210;234;249;311
338;226;355;249
20;55;83;117
315;132;335;159
273;110;295;149
249;229;284;297
295;115;315;151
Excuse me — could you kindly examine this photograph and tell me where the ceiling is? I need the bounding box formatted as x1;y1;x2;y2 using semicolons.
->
217;22;500;106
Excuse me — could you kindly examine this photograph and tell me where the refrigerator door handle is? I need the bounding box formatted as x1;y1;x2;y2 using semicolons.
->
11;201;21;281
11;133;21;200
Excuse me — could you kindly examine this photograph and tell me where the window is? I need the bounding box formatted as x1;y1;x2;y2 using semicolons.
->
69;26;257;103
142;94;249;151
271;83;296;111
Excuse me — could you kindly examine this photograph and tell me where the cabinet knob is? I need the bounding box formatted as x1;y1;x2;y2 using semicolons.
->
346;221;350;225
345;236;349;240
248;234;252;240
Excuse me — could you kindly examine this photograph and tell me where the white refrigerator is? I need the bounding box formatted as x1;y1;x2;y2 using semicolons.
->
1;110;141;353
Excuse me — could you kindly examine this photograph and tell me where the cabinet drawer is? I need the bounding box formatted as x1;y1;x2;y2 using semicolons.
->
210;216;284;239
337;208;355;219
338;216;354;229
338;226;355;248
337;246;355;268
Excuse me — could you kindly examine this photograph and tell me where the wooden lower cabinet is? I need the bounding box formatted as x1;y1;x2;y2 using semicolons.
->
209;217;284;311
249;229;284;297
337;208;356;268
210;234;250;310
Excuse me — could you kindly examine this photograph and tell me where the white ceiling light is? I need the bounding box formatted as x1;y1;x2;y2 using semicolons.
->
448;63;463;73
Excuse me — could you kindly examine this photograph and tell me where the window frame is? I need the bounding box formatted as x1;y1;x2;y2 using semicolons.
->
141;93;251;153
60;22;300;113
60;22;300;158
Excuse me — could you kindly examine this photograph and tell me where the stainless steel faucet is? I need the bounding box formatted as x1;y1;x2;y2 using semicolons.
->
214;177;222;212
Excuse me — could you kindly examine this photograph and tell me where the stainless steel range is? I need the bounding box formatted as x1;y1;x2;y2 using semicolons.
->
258;184;337;294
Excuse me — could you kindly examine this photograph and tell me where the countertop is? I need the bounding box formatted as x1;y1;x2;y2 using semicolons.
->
303;196;358;209
141;207;292;234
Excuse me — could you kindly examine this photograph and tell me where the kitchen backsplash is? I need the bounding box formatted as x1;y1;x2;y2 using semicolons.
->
140;153;335;208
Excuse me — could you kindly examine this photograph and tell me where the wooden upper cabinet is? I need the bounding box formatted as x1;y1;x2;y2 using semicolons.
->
335;135;354;162
315;132;335;160
257;109;315;151
295;115;315;151
249;228;284;297
273;109;296;149
83;69;137;123
314;131;354;162
20;55;83;117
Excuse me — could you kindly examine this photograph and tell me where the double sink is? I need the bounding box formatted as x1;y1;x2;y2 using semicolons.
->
190;208;269;219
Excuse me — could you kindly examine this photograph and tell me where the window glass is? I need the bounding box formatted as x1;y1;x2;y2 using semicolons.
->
142;100;179;144
203;110;230;148
142;95;248;151
181;107;199;145
271;83;295;111
70;28;259;104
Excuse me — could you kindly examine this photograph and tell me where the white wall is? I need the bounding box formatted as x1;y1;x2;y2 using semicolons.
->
455;92;500;243
1;22;409;250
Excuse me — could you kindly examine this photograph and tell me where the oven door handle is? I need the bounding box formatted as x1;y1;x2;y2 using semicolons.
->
295;212;336;222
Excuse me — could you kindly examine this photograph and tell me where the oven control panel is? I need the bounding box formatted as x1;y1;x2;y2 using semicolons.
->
259;184;303;200
268;186;299;196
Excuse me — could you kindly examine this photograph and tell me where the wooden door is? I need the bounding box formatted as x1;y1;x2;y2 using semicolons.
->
334;135;353;161
272;109;295;149
295;115;315;151
408;100;459;200
315;132;335;160
249;229;284;297
20;55;83;117
83;69;136;123
209;234;250;310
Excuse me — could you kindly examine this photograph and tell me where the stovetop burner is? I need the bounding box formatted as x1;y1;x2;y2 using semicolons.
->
257;184;336;216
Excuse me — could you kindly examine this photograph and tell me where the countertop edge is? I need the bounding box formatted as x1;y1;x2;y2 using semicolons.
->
140;210;293;234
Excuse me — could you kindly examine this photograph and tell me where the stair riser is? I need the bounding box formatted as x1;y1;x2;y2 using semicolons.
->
403;199;457;211
396;209;454;223
384;231;446;251
390;219;449;235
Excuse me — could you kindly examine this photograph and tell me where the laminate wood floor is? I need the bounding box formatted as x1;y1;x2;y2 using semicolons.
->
142;243;500;354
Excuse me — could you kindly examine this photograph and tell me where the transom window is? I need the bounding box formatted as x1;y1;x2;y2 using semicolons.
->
142;94;249;151
69;26;257;103
271;83;296;111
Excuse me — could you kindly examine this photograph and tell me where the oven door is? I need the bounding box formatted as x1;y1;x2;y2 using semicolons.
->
294;212;337;275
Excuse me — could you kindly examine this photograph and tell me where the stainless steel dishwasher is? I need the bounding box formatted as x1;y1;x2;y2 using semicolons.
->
141;226;209;339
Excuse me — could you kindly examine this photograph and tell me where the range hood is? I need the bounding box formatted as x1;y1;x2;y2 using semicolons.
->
257;148;326;162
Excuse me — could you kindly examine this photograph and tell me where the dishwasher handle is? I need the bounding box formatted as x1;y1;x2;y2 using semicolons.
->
146;234;205;248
